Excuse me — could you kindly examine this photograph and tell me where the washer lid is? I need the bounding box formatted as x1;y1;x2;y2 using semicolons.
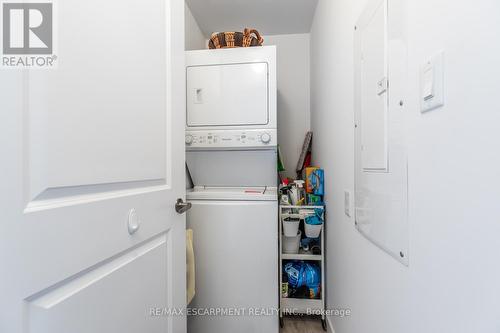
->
186;186;277;201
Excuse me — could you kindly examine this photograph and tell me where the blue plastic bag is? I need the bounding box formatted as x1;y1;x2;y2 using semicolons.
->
284;262;321;289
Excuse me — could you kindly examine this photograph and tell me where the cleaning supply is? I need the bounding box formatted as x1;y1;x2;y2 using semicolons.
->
305;167;318;193
294;180;306;205
280;194;290;205
306;167;324;195
289;184;299;205
312;169;324;195
279;186;291;205
307;194;323;205
282;273;289;298
301;237;321;254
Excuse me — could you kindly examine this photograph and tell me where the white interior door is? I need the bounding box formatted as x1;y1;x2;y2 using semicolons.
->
0;0;186;332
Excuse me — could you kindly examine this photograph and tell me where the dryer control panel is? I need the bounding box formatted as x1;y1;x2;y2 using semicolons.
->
185;129;277;149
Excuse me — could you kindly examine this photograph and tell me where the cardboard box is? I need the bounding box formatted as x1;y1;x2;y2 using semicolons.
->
305;167;324;195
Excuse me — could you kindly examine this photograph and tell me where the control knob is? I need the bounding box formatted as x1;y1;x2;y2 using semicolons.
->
185;134;194;145
261;133;271;144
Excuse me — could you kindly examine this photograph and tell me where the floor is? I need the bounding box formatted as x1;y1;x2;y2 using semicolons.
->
280;316;326;333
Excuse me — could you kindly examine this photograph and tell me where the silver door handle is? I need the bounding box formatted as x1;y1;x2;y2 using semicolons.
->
175;198;192;214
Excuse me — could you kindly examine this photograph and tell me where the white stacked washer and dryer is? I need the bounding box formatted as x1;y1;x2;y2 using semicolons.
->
185;46;279;333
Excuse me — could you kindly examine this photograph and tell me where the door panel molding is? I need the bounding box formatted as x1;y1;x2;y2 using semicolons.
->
24;232;171;333
24;179;168;213
25;231;169;309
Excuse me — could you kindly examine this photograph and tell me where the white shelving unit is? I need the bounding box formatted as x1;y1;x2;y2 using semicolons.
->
279;205;326;331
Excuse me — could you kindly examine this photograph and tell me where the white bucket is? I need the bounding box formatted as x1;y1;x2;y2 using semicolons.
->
305;222;322;238
283;230;301;254
283;217;300;237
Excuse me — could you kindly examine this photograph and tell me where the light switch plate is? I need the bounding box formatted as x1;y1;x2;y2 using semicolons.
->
421;51;445;112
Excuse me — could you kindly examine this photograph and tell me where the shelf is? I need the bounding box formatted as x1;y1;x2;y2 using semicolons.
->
282;253;322;261
280;205;324;210
280;297;323;313
279;203;325;319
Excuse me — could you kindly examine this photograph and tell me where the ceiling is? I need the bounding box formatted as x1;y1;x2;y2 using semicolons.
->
186;0;319;37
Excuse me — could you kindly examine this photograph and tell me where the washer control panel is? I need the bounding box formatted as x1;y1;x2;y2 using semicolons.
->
185;129;277;148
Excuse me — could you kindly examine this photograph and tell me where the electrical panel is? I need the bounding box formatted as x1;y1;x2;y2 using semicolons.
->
354;0;409;265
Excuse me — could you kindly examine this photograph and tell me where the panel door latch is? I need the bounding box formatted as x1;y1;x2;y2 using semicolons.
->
175;198;192;214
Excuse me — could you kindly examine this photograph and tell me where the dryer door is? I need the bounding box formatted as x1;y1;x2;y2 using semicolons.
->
187;62;269;127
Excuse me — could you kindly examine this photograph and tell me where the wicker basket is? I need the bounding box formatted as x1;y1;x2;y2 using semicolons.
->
208;28;264;49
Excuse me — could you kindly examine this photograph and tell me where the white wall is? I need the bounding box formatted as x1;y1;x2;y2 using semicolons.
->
185;3;206;50
310;0;500;332
266;34;310;178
